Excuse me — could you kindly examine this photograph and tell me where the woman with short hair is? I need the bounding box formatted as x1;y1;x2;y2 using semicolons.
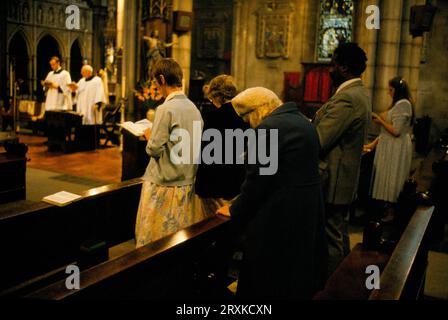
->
195;75;249;213
135;58;206;247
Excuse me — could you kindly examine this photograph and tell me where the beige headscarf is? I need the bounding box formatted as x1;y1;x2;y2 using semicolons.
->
231;87;282;128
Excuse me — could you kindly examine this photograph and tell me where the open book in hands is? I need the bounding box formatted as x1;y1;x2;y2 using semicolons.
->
67;82;78;91
42;80;55;88
120;119;153;137
216;205;231;217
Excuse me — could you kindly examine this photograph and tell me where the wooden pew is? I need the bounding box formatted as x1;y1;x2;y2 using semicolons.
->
315;206;434;300
3;215;232;300
0;178;142;291
368;206;433;300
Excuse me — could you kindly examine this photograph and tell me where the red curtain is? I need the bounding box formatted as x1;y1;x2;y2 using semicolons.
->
304;67;332;103
320;69;332;103
304;68;321;101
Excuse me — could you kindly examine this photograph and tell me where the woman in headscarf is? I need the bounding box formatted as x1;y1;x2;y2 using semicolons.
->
218;87;328;299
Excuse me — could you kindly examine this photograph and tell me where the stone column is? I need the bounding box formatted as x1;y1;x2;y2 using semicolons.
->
172;0;193;94
408;0;425;107
116;0;137;116
398;0;425;100
354;0;380;99
231;0;249;92
398;0;413;81
372;0;403;112
124;0;137;115
0;0;7;102
116;0;125;101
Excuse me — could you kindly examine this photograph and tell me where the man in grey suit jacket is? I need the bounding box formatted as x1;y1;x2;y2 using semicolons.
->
313;43;372;276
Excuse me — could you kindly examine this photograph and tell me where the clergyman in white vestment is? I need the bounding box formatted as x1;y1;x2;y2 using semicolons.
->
42;56;72;111
70;65;107;125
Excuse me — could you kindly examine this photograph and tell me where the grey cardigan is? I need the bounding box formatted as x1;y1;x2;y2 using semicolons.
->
142;92;203;186
313;80;372;205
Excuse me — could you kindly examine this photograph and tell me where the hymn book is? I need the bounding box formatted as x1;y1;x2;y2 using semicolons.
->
42;191;82;207
120;119;153;136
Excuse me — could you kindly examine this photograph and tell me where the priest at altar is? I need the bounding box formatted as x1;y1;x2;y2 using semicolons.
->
67;65;107;150
69;65;107;125
42;56;73;111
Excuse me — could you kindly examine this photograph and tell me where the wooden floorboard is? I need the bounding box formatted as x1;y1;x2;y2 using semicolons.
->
5;134;123;183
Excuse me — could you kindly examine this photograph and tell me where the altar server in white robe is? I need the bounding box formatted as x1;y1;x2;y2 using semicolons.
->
42;56;72;111
69;65;107;125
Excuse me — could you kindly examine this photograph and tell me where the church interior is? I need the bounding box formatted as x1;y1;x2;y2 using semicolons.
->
0;0;448;302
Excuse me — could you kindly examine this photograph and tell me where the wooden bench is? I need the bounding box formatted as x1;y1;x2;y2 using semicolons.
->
315;206;434;300
0;178;143;291
2;215;232;300
0;152;26;204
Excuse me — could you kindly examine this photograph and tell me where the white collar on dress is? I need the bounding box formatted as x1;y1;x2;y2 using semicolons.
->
395;99;410;105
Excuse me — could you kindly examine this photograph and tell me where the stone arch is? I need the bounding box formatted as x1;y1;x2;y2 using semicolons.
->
36;34;62;101
8;30;31;95
70;38;84;82
36;31;66;60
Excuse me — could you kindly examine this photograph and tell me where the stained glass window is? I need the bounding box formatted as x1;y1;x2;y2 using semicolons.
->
317;0;354;61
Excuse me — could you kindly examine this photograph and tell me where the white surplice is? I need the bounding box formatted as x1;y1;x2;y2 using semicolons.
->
75;76;107;125
44;68;72;110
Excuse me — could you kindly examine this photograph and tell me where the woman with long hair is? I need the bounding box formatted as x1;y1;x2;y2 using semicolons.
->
364;76;414;222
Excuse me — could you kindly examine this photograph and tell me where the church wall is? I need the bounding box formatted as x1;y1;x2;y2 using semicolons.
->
232;0;319;98
2;0;98;102
416;0;448;134
172;0;193;94
190;0;234;83
0;2;7;107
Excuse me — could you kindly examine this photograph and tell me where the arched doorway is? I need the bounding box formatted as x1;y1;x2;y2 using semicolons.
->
70;40;83;82
8;32;30;96
36;35;61;102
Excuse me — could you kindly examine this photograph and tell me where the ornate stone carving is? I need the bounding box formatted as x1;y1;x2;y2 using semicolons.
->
59;7;65;26
48;7;55;25
145;0;171;21
22;2;30;22
195;11;229;59
255;1;295;59
9;2;19;21
37;5;43;24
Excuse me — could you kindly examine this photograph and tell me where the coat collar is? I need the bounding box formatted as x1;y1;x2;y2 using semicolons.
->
335;79;363;95
270;102;299;116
